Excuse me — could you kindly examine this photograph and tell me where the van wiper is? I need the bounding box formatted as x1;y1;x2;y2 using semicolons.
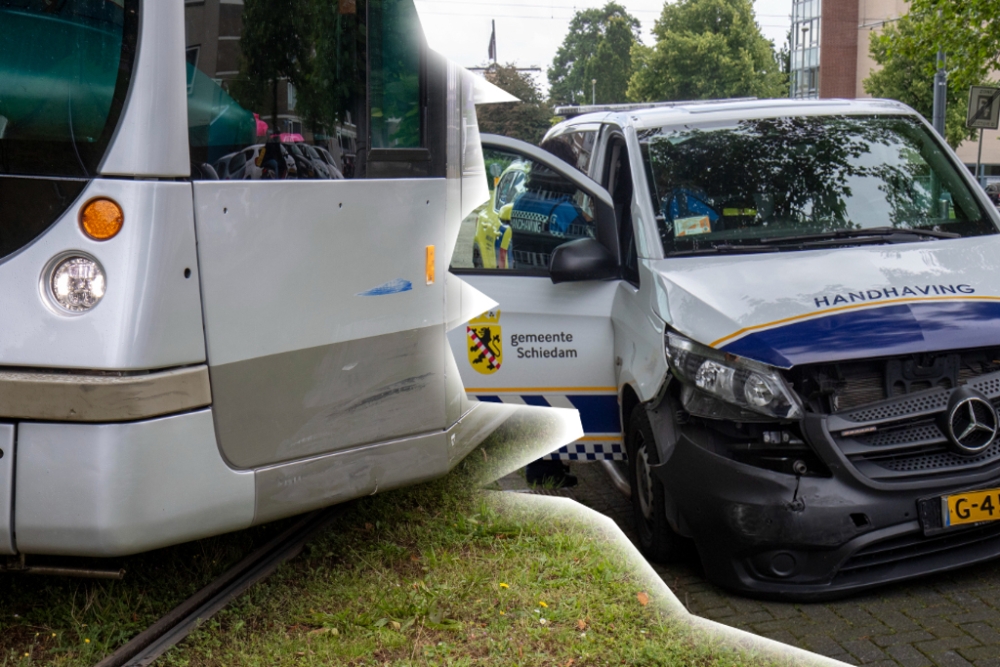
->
761;226;960;247
670;244;780;256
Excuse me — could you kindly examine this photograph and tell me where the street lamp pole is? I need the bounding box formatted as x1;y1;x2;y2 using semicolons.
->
932;10;947;138
932;47;947;137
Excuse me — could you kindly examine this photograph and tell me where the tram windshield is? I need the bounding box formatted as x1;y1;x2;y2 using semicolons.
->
0;0;137;178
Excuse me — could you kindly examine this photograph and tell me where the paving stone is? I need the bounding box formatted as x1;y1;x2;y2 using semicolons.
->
949;612;1000;626
960;646;1000;662
695;606;737;619
971;658;1000;667
765;604;802;620
837;605;891;631
959;622;1000;646
921;651;975;667
842;638;888;663
871;631;936;648
886;644;934;667
913;636;982;655
798;633;850;657
917;619;975;639
751;619;805;635
761;629;799;647
870;610;924;633
724;611;775;627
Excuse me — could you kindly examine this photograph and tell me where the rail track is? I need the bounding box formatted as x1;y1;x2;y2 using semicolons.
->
94;507;342;667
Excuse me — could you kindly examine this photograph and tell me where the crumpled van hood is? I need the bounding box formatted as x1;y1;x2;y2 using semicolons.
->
651;235;1000;368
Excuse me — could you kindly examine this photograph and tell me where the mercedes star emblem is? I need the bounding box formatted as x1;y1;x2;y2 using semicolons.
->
943;388;999;456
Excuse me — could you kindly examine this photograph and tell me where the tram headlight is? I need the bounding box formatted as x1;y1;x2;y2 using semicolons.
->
46;255;106;313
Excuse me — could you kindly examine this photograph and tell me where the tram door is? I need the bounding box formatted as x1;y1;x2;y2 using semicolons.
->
185;0;451;469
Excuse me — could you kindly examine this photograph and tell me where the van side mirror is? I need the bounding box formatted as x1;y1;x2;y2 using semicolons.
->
549;238;617;283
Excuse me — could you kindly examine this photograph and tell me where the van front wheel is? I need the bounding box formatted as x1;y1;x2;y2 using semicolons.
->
626;406;675;563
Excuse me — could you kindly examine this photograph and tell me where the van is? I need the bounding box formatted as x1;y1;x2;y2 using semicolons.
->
454;99;1000;598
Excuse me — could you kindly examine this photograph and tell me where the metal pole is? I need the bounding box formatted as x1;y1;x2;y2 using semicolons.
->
932;48;947;137
977;128;985;186
592;79;596;105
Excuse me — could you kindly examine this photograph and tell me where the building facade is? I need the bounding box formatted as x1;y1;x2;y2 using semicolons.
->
788;0;1000;179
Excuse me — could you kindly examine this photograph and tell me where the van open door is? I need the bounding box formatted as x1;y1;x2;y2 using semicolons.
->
448;135;624;461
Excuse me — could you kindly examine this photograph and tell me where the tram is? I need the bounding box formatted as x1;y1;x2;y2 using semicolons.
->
0;0;522;561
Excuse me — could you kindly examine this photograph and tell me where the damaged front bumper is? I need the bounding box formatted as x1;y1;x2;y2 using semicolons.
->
655;417;1000;600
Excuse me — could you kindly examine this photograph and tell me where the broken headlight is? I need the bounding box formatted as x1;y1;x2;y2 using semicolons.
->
666;333;803;420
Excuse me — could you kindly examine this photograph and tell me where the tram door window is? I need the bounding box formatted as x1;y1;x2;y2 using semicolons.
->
368;0;421;150
185;0;369;180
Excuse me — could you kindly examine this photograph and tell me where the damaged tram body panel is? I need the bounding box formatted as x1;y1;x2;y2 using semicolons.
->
0;0;528;560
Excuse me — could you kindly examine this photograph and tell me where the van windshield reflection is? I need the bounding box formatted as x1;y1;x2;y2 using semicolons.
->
640;115;997;256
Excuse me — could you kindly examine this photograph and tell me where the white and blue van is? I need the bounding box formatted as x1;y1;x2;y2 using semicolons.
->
455;99;1000;598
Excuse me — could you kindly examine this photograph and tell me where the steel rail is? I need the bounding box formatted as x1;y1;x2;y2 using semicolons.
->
93;506;342;667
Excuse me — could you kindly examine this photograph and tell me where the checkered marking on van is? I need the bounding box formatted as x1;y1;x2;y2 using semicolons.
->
473;393;623;461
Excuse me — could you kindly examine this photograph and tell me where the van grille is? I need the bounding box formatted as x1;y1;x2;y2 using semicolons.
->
791;350;1000;482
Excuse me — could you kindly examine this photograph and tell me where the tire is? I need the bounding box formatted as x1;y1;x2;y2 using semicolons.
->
626;405;675;563
472;244;483;269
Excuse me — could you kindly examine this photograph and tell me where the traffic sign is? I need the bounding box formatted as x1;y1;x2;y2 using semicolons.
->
967;86;1000;130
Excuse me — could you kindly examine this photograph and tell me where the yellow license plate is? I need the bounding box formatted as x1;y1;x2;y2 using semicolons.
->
943;487;1000;527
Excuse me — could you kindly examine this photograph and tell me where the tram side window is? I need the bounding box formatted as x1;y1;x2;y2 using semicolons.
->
185;0;367;180
368;0;421;149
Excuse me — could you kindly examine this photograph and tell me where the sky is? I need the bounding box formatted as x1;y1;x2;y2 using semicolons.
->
413;0;792;94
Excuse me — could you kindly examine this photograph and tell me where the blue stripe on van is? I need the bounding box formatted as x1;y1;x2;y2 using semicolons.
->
473;393;621;436
566;395;622;434
722;300;1000;367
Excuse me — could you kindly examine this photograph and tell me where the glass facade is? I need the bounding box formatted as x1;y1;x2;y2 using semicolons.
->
790;0;821;99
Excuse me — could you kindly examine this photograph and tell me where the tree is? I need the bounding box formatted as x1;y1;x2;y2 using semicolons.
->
863;2;990;148
627;0;785;103
476;64;552;145
231;0;313;131
548;3;641;105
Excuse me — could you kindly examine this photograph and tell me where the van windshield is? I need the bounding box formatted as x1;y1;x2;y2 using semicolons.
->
0;0;137;177
640;115;997;255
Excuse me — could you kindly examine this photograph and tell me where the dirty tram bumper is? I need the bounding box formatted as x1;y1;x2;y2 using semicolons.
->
654;411;1000;600
2;366;513;559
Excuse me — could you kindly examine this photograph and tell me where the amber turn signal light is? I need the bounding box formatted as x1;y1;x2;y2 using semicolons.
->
80;198;124;241
425;245;435;285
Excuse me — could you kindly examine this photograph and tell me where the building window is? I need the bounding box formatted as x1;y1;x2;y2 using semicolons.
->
790;0;821;99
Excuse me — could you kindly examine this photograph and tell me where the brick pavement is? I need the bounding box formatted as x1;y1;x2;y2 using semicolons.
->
503;463;1000;667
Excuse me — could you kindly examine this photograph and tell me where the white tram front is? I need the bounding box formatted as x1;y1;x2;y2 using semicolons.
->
0;0;518;561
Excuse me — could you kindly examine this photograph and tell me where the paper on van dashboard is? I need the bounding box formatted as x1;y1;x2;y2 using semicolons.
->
674;215;712;237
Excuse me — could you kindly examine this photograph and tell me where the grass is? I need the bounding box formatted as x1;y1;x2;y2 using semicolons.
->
1;410;808;666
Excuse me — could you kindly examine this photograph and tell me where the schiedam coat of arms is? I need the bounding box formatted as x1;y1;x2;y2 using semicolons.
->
467;309;502;375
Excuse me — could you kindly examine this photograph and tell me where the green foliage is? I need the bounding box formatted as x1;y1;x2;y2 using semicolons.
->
627;0;786;103
548;2;641;105
863;2;992;148
476;64;553;145
230;0;313;129
296;0;367;133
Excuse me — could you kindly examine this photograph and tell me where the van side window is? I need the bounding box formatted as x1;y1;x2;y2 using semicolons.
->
187;0;434;181
541;130;597;176
451;147;598;274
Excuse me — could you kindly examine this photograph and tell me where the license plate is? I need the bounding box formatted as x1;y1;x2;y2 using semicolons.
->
942;487;1000;528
